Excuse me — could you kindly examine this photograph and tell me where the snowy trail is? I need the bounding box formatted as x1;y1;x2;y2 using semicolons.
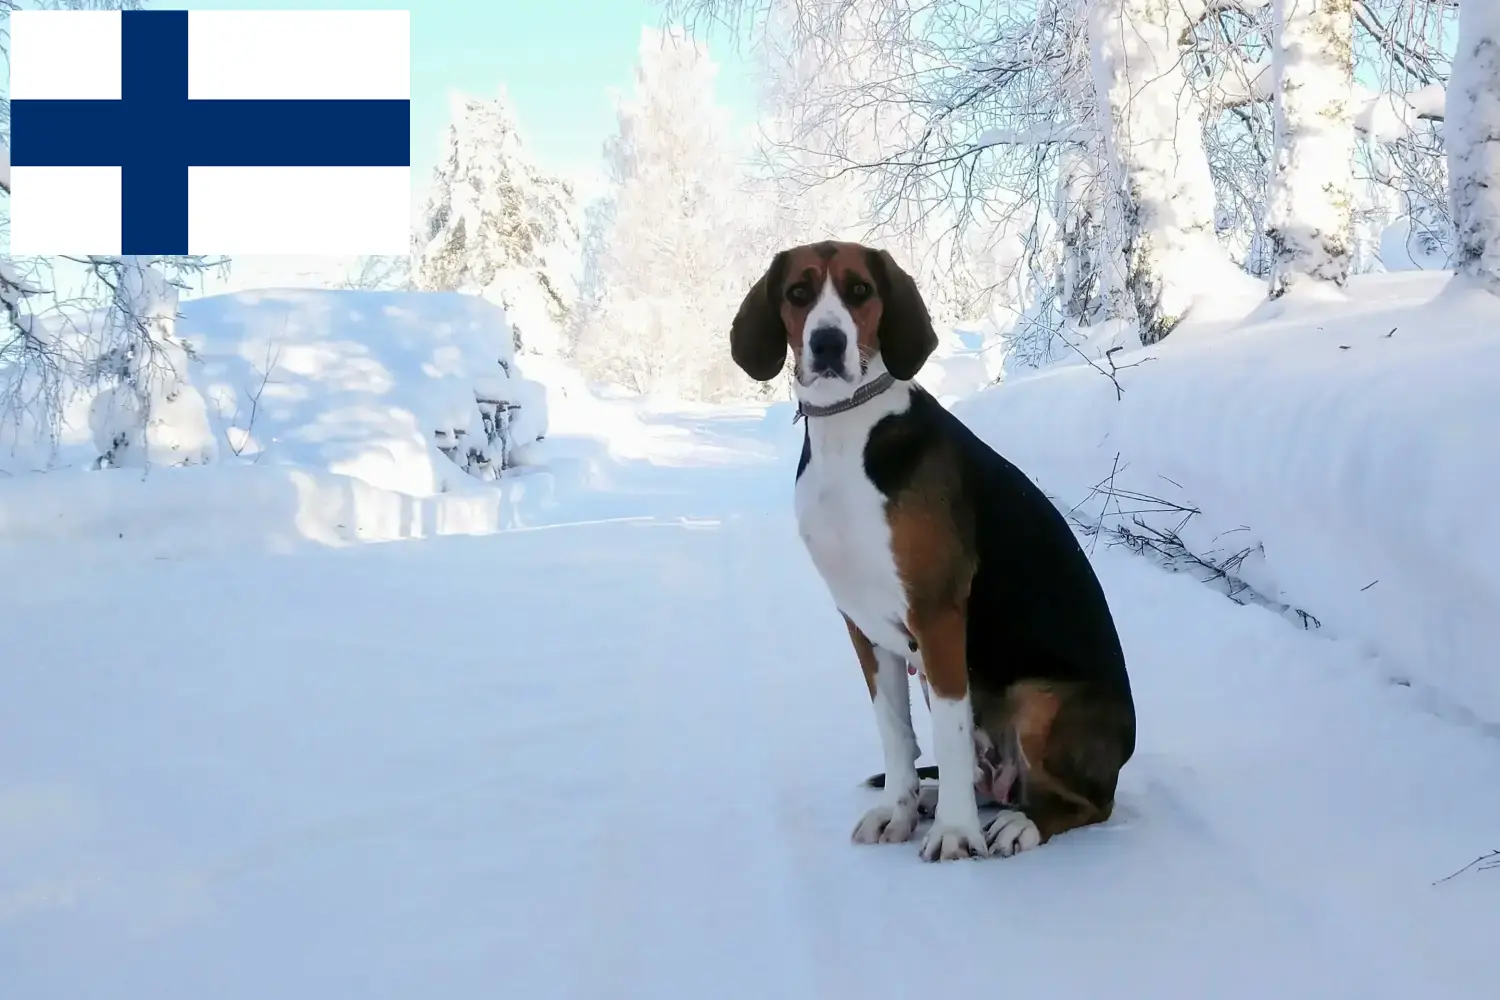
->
4;407;1498;999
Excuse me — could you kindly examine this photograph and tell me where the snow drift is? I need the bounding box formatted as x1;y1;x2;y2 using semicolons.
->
955;271;1500;724
181;288;547;494
0;288;552;552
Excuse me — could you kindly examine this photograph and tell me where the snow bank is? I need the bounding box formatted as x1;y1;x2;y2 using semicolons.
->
0;462;515;561
180;288;548;494
0;287;564;554
918;327;1003;404
952;271;1500;724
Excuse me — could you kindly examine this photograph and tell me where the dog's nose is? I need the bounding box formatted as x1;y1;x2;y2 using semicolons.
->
808;327;847;373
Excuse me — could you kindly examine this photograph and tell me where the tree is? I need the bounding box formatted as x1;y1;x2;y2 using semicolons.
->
413;89;580;356
338;255;412;291
1089;0;1265;341
1;0;226;472
1266;0;1356;298
84;256;218;469
1447;0;1500;293
571;27;756;400
675;0;1266;345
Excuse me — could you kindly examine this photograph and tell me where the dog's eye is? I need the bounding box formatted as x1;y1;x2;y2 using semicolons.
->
785;284;813;306
847;281;872;300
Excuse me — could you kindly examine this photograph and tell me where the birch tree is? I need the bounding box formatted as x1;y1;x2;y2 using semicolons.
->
1089;0;1264;342
1447;0;1500;293
1266;0;1356;297
673;0;1467;341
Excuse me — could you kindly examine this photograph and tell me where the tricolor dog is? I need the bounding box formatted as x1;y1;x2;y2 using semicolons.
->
729;241;1136;862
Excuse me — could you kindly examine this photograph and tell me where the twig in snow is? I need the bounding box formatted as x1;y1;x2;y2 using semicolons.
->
224;336;282;460
1061;338;1154;402
241;343;280;460
1065;464;1322;630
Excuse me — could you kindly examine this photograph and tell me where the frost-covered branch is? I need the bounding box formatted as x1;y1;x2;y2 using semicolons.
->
339;254;412;291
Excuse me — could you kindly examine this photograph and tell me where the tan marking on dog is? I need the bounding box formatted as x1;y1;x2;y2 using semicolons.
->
1003;680;1119;843
843;614;880;700
906;605;969;701
881;437;977;702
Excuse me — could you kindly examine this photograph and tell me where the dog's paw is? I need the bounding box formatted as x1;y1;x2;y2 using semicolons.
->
852;799;920;844
984;810;1042;858
918;818;989;861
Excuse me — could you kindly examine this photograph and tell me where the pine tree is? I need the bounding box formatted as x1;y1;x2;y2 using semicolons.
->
414;89;580;355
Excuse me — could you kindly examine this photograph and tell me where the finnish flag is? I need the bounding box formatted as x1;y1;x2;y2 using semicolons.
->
8;9;411;256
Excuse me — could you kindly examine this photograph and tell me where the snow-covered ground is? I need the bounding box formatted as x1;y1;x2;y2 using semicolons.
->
4;279;1499;998
961;272;1500;726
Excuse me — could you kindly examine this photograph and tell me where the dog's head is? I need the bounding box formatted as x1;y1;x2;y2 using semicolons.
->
729;241;937;405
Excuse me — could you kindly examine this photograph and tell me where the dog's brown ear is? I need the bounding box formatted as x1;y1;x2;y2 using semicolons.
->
730;251;791;381
867;248;936;380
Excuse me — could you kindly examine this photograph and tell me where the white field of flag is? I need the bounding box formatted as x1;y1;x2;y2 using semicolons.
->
8;9;411;256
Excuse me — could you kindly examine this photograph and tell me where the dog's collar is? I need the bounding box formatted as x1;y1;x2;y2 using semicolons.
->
793;372;898;423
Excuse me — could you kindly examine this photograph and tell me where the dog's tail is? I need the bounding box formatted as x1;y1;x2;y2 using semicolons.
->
864;764;941;788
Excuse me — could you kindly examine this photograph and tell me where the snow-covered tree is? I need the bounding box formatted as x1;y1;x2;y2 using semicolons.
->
339;255;412;291
1447;0;1500;294
414;90;580;356
1;0;225;472
672;0;1470;345
747;0;996;330
1089;0;1264;341
85;256;217;469
571;27;757;400
1266;0;1356;297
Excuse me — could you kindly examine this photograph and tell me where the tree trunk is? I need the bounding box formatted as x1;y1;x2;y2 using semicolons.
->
1448;0;1500;294
1056;140;1135;327
1266;0;1355;298
1088;0;1261;343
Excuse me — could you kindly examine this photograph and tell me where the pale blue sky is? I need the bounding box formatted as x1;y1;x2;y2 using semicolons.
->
177;0;760;199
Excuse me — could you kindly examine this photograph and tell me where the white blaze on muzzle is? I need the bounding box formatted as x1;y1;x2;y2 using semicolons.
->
799;276;861;383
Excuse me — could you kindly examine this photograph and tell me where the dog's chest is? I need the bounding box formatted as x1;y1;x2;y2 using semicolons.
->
794;428;910;654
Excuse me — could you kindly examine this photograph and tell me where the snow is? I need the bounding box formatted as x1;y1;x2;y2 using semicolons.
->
1379;215;1452;272
4;278;1500;997
0;287;552;549
962;270;1500;724
180;288;547;493
1353;82;1447;144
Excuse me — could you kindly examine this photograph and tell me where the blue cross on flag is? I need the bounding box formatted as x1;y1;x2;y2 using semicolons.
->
8;8;411;256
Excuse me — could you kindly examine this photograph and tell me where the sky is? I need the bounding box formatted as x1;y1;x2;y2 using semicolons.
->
151;0;764;291
176;0;761;199
6;0;763;294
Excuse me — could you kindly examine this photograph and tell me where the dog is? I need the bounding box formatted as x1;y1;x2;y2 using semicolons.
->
729;241;1136;862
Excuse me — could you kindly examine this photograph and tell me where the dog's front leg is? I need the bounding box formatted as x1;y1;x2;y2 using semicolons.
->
910;607;988;861
846;618;922;844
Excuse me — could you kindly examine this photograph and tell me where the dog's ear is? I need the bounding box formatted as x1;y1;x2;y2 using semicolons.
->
730;251;791;382
867;248;936;380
